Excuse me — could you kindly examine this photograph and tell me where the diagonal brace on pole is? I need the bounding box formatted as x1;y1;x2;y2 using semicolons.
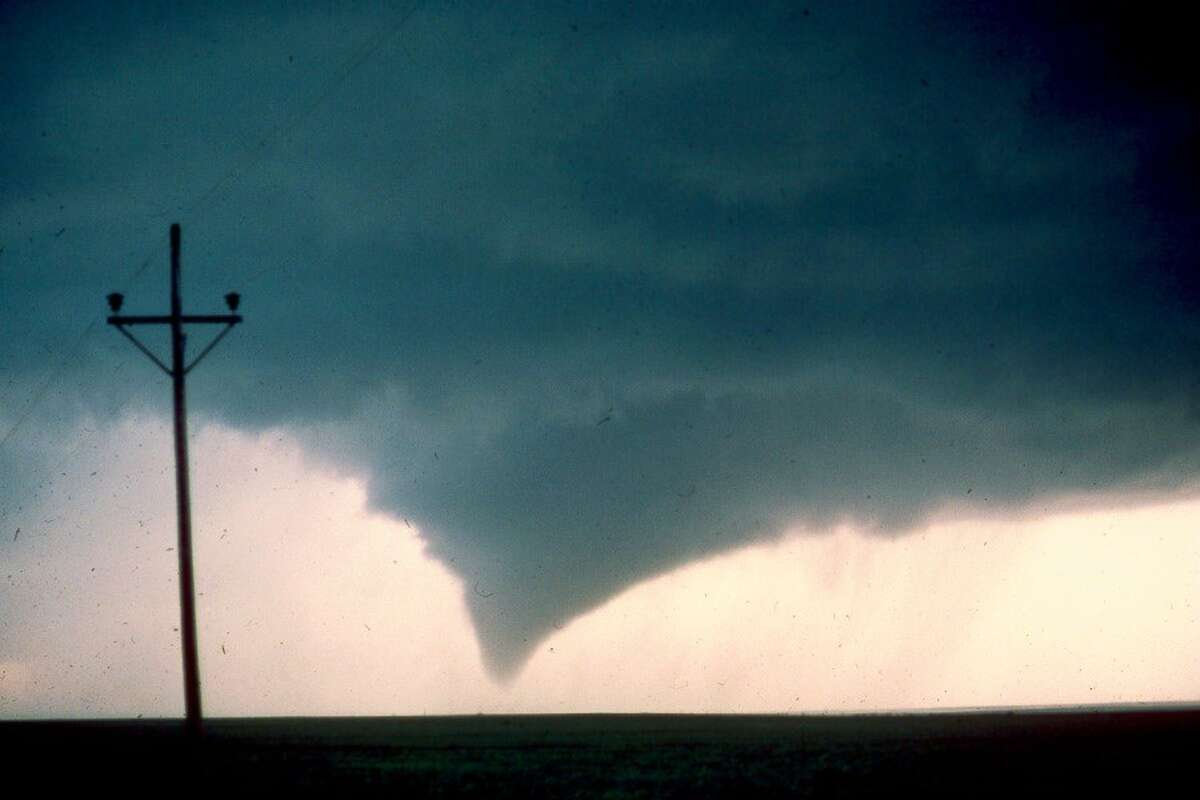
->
185;322;238;374
111;323;172;376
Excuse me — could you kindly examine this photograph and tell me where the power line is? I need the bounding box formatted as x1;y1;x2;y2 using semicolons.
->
194;1;428;226
0;321;97;452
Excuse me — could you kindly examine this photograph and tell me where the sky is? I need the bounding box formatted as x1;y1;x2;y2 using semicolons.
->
2;0;1198;716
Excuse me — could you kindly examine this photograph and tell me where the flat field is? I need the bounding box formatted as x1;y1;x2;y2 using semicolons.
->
2;709;1196;797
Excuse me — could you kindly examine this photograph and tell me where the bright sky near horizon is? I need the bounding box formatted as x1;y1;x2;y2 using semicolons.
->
2;416;1196;717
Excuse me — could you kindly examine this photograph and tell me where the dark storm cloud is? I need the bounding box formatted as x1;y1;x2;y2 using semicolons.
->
3;1;1198;677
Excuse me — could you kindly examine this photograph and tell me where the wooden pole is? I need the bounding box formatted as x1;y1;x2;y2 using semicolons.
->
108;223;241;735
169;223;204;737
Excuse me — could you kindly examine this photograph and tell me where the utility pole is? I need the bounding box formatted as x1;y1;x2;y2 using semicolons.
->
106;223;242;737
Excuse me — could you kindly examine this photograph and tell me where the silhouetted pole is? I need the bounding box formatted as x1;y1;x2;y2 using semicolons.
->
106;224;243;737
168;224;204;738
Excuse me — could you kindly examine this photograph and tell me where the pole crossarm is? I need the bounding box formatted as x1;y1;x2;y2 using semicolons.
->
108;314;243;325
108;314;242;377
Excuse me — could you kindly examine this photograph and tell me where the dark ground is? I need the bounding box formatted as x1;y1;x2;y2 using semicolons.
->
2;709;1197;797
